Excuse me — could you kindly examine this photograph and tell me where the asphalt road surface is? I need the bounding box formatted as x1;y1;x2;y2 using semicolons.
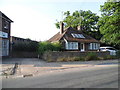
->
2;64;118;88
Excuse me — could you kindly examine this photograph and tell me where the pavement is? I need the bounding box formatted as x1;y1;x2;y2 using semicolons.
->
2;64;118;88
0;58;119;79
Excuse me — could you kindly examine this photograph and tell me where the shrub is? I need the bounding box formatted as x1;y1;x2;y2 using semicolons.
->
38;42;49;55
103;55;117;60
51;42;63;51
85;52;98;61
38;41;62;55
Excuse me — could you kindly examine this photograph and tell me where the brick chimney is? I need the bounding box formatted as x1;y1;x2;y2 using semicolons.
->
60;22;64;34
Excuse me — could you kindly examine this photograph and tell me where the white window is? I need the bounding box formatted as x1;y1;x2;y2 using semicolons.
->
71;33;85;38
89;43;99;50
89;43;92;50
66;42;78;50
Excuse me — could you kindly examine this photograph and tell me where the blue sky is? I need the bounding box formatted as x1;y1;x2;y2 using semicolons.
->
0;0;106;41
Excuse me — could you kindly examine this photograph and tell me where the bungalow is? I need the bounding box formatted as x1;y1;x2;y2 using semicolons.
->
48;22;100;51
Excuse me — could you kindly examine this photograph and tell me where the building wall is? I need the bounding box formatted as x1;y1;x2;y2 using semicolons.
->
63;41;99;52
11;36;38;45
0;12;12;57
0;12;2;56
0;12;2;30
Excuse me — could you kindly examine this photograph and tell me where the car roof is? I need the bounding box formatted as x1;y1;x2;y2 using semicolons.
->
100;46;114;48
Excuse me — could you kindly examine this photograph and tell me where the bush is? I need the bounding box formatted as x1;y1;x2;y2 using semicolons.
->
102;55;117;60
85;52;98;61
38;41;63;55
52;42;63;51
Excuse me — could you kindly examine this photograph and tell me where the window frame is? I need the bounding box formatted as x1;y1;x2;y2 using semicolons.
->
66;42;78;50
89;43;99;50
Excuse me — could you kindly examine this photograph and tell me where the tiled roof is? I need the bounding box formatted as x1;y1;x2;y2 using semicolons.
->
48;27;99;43
48;27;68;42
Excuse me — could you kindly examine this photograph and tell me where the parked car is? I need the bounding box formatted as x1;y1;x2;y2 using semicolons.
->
100;46;117;55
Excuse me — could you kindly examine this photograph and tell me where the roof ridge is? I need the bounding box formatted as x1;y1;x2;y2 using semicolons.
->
48;26;100;43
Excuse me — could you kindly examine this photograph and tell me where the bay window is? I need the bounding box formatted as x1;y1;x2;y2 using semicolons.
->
66;42;78;50
89;43;100;50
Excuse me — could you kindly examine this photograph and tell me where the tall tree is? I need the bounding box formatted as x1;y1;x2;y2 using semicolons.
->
98;1;120;49
55;10;102;40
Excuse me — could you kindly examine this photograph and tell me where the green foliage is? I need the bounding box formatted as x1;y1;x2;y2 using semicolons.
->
12;42;38;52
52;42;63;51
55;10;102;40
38;41;62;55
102;55;117;60
85;52;98;61
98;1;120;49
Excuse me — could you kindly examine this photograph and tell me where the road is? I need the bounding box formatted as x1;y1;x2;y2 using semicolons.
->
2;64;118;88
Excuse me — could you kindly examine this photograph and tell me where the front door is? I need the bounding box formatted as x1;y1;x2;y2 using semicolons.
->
80;43;85;51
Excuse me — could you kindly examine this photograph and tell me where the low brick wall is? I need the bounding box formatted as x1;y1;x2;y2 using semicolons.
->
43;51;110;61
10;51;38;58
